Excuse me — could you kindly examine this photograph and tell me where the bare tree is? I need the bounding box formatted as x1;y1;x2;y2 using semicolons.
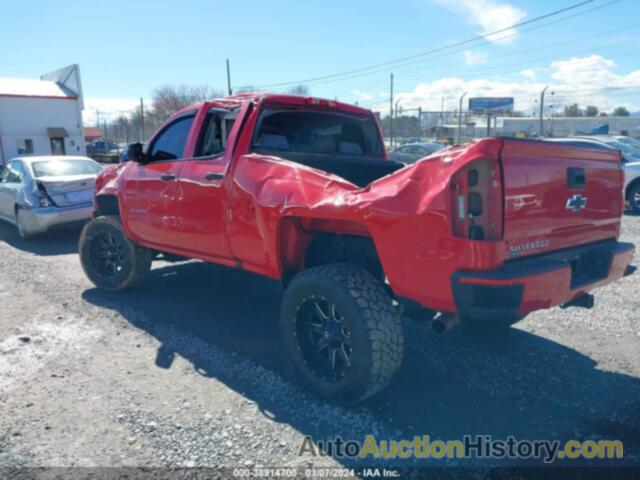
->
235;85;259;93
149;84;224;126
285;85;310;96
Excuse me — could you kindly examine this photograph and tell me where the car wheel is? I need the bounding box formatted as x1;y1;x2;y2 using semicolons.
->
280;264;404;404
15;207;33;240
629;183;640;213
79;215;152;291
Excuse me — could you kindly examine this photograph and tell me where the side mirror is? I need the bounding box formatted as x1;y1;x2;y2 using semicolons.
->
127;143;147;163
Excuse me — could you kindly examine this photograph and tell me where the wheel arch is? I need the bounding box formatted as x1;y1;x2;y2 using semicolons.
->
625;177;640;199
95;194;121;217
278;217;385;285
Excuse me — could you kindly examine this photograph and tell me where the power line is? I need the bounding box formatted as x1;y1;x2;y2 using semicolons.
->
254;0;597;89
300;0;622;91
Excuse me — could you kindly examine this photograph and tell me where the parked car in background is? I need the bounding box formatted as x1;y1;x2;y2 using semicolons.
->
388;142;445;164
613;135;640;150
87;140;120;163
0;156;102;238
546;137;640;212
575;135;640;162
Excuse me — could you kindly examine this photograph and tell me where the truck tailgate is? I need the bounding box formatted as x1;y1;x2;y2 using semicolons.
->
500;139;624;259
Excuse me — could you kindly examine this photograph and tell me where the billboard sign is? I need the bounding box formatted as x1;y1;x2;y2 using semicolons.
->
469;97;514;114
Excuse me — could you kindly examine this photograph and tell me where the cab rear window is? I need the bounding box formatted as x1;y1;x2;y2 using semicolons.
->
253;109;383;158
32;160;102;178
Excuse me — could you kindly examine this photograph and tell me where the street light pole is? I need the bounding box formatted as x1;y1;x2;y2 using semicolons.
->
458;91;468;145
394;98;402;147
226;59;233;95
539;85;549;137
389;73;394;148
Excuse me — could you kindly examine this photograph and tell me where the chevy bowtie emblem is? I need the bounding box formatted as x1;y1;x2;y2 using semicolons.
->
566;194;587;212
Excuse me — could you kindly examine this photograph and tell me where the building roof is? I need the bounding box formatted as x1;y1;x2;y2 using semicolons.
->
0;77;77;99
84;127;103;139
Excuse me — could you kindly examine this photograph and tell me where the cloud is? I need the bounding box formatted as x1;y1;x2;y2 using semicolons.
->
464;50;489;66
520;68;536;80
433;0;526;44
364;54;640;114
352;90;377;102
550;55;617;85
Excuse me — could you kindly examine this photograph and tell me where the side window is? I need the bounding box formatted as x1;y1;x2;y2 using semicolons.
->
149;115;195;162
0;162;24;183
196;113;224;157
0;166;10;183
195;111;237;158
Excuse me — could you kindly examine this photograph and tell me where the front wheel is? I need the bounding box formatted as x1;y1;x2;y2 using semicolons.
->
79;215;152;291
280;264;404;404
628;183;640;213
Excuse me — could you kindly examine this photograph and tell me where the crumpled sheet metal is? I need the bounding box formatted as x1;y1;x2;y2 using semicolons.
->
229;138;503;311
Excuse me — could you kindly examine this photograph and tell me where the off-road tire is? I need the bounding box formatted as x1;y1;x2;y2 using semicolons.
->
628;182;640;213
79;215;152;291
280;264;404;404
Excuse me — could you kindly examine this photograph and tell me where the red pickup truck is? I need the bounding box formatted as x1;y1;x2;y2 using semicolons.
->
79;93;635;403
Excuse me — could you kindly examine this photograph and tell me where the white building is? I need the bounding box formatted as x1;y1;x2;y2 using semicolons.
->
0;65;85;165
499;116;640;138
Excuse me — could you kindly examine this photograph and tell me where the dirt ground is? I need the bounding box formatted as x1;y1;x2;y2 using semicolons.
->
0;213;639;476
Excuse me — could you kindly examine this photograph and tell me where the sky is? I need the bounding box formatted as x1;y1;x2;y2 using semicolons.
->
1;0;639;125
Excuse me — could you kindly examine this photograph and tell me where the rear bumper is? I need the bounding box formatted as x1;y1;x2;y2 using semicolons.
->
21;203;93;234
452;240;635;320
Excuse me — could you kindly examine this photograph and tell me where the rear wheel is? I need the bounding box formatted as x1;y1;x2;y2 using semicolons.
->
628;183;640;213
280;264;404;404
79;215;152;291
15;207;33;240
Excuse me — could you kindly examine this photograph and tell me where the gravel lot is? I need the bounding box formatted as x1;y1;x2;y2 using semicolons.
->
0;213;639;475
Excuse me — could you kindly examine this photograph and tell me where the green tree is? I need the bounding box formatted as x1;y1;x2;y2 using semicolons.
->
613;106;630;116
585;105;598;117
563;103;582;117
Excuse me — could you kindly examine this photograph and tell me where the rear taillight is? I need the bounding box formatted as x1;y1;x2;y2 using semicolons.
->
35;182;55;208
450;158;502;240
304;97;337;108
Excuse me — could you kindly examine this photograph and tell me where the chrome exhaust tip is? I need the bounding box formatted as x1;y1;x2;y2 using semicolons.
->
431;313;460;334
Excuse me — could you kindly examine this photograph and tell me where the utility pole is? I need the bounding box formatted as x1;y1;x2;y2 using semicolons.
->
96;109;100;129
539;85;549;137
226;59;233;95
140;97;145;142
458;91;468;144
389;73;394;148
394;98;402;145
417;107;422;140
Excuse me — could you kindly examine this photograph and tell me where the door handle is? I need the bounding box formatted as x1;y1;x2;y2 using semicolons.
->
205;172;224;181
160;173;176;181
